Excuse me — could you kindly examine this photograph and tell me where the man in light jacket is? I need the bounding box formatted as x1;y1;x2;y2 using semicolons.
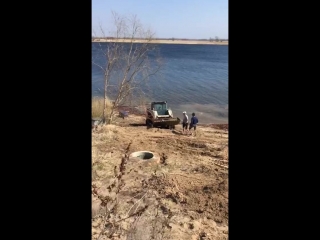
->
182;111;189;132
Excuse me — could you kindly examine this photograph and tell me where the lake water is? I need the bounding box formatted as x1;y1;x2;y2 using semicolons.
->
92;43;228;124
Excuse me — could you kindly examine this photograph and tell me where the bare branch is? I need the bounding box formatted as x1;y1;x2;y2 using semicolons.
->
92;12;162;124
92;61;107;74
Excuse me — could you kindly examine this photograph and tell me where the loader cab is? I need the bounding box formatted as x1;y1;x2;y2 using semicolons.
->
151;101;168;115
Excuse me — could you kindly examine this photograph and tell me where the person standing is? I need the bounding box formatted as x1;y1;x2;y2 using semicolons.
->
182;111;189;132
189;112;199;131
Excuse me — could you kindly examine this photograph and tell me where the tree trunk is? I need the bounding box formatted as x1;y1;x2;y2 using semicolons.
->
107;101;116;124
103;79;107;124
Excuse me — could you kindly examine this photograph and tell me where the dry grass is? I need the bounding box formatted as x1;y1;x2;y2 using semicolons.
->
92;125;119;144
92;97;113;118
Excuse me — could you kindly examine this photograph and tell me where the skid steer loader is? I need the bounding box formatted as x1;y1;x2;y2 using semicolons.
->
145;101;180;129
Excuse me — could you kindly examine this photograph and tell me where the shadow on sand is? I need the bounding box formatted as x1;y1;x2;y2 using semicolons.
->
129;123;146;127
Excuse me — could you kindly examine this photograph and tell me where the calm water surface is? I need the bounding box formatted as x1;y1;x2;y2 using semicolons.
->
92;43;228;124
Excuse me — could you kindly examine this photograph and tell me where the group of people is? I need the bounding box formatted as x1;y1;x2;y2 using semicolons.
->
182;111;199;133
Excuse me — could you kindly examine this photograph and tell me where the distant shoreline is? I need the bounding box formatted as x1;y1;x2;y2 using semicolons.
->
92;38;228;45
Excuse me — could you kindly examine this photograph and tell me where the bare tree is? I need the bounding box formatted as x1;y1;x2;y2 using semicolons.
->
92;12;162;124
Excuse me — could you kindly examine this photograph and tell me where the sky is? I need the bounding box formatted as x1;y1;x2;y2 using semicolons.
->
92;0;228;40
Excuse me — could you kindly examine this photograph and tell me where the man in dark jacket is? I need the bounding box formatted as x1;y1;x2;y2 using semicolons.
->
189;112;199;131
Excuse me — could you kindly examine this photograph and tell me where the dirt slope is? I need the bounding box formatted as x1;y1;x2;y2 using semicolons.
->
92;115;228;240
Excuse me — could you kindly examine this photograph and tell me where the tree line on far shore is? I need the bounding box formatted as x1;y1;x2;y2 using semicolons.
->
92;36;228;42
